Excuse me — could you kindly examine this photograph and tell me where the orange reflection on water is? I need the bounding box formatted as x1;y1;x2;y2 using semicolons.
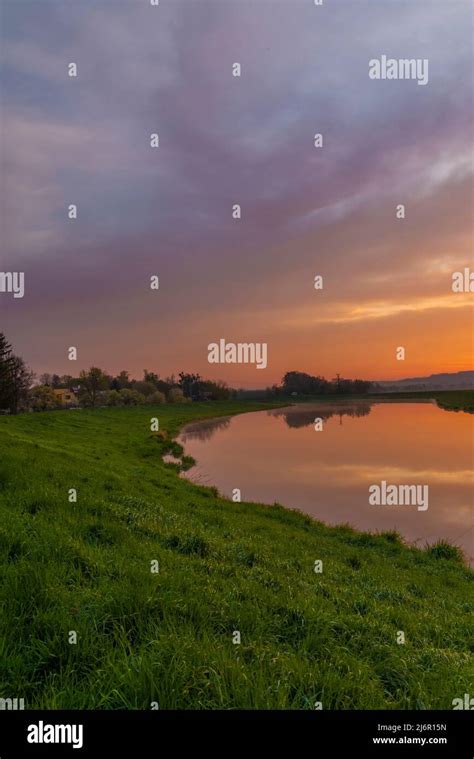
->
179;402;473;562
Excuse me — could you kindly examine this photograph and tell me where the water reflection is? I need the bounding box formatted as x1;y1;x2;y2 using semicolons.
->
178;402;473;562
268;403;372;429
180;415;232;441
180;403;373;442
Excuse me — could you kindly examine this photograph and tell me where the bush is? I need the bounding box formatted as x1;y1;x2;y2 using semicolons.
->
105;390;121;406
105;389;145;406
168;388;189;403
118;389;145;406
146;391;166;405
133;380;157;397
29;386;61;411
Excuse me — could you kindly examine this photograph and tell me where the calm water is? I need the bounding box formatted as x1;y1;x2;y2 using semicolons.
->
178;402;473;561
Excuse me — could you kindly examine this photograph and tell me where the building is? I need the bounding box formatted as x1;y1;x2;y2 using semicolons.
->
53;389;79;407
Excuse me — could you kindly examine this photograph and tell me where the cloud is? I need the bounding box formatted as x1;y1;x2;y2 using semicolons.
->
1;0;472;382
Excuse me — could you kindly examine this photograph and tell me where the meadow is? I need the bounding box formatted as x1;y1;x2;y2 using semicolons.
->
0;394;472;709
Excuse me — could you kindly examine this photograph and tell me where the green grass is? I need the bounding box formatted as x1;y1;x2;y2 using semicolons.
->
370;390;474;413
275;389;474;413
0;399;472;709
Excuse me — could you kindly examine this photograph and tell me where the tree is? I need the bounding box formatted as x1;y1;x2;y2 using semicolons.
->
280;370;371;396
132;380;157;397
0;335;34;414
351;379;372;395
178;372;202;399
199;379;231;400
78;367;109;408
9;356;34;414
58;374;75;388
281;371;329;395
39;373;53;387
110;370;131;391
0;333;14;410
155;379;172;395
332;374;342;393
143;370;160;385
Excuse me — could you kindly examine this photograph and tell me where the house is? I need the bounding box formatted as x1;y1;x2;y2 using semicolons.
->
53;389;78;407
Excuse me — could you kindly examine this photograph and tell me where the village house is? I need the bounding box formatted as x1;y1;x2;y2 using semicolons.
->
53;389;79;407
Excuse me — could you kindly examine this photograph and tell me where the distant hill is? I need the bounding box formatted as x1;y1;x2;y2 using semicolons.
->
374;371;474;392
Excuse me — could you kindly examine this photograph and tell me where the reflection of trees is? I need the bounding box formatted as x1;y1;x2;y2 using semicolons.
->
180;416;232;441
269;404;372;429
180;403;372;439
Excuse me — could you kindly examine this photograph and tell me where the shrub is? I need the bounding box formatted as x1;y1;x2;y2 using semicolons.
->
168;388;189;403
133;380;157;397
29;385;61;411
118;389;145;406
105;389;145;406
105;390;121;406
146;390;166;404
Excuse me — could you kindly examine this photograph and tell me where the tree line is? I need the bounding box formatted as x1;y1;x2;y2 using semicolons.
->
271;371;373;396
0;334;234;413
0;333;373;415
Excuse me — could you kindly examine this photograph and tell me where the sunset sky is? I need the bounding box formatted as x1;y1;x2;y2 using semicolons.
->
1;0;473;388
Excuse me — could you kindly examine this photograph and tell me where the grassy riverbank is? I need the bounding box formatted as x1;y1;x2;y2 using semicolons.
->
371;390;474;412
0;397;472;709
274;389;474;413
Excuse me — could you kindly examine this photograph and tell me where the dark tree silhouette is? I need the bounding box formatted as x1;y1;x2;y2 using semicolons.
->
178;372;202;399
0;333;34;413
78;367;109;408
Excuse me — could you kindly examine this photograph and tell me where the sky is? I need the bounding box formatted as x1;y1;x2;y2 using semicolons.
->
1;0;473;388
